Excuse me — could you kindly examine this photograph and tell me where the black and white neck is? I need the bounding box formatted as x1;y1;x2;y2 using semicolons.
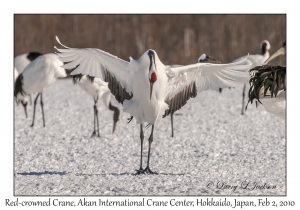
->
260;40;271;59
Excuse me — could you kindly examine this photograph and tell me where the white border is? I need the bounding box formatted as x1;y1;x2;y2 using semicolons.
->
1;0;299;209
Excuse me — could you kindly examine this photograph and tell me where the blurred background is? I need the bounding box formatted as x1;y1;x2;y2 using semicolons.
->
14;14;286;65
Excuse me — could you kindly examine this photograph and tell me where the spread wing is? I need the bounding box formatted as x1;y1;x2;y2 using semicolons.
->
163;58;251;117
55;36;133;104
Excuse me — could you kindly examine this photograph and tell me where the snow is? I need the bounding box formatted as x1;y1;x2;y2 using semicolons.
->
14;79;285;195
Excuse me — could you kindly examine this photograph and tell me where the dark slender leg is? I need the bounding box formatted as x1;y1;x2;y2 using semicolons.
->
30;93;40;127
95;97;100;137
171;113;174;137
219;88;222;93
91;97;99;137
144;125;157;174
93;106;96;136
136;124;144;174
241;84;246;115
40;93;45;127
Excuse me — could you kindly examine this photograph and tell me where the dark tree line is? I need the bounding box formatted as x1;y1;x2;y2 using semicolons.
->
14;14;286;65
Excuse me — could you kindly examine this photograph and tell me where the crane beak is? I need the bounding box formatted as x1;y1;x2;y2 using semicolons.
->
148;50;157;100
149;72;157;100
21;101;28;118
265;47;286;64
150;82;154;100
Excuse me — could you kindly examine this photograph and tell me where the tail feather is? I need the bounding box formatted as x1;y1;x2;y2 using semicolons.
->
14;74;26;97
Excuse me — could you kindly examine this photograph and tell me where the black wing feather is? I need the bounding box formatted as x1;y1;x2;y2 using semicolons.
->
163;81;197;118
103;69;133;104
246;65;286;110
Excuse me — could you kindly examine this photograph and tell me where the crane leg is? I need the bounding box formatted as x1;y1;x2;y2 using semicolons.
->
40;93;45;127
30;93;40;127
171;113;174;137
241;84;246;115
144;125;157;174
91;97;99;137
95;97;100;137
136;124;144;174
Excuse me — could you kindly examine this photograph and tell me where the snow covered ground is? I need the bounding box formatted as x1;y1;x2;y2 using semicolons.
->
14;79;285;196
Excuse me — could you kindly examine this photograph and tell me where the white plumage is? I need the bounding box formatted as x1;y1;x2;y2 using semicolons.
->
15;54;31;74
246;41;286;119
14;53;67;127
231;40;271;115
262;41;286;119
168;53;222;137
14;52;42;74
73;74;121;137
19;54;66;95
258;90;285;119
55;36;250;174
14;67;19;82
14;52;43;109
76;76;110;101
232;40;270;66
